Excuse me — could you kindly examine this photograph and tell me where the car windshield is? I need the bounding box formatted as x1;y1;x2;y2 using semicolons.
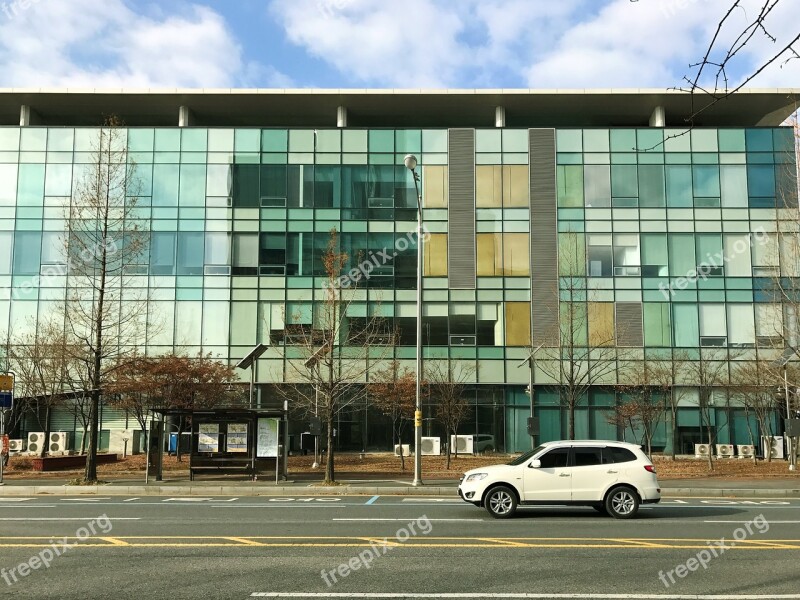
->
507;445;546;466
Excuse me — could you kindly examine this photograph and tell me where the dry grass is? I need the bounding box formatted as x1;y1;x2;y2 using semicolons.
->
3;451;799;480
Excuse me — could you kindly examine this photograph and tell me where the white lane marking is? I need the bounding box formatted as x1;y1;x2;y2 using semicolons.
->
401;498;462;503
0;498;34;502
705;520;800;524
61;498;108;502
123;498;140;502
0;517;141;521
212;505;348;508
163;498;215;502
332;518;483;522
250;593;800;599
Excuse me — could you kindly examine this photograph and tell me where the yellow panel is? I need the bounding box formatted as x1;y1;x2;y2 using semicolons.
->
476;165;502;207
423;166;448;208
505;302;532;347
588;302;615;347
424;233;448;276
477;233;501;276
503;165;529;207
503;233;530;276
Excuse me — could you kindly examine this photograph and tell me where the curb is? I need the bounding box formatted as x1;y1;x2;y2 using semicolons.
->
0;485;798;498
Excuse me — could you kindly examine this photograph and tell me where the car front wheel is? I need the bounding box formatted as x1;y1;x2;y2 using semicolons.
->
484;485;517;519
605;486;639;519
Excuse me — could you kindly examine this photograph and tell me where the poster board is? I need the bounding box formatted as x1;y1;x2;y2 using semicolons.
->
227;423;248;453
256;418;279;458
198;423;219;453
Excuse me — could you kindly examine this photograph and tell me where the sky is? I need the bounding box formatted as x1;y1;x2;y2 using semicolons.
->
0;0;796;90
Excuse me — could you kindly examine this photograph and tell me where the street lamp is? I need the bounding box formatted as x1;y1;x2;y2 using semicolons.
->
772;347;796;471
517;344;543;449
236;344;269;409
404;154;423;487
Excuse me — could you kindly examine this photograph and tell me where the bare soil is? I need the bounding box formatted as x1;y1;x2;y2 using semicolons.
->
4;451;800;480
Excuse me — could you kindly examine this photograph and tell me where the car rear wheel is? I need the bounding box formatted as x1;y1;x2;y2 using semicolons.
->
484;486;517;519
605;486;639;519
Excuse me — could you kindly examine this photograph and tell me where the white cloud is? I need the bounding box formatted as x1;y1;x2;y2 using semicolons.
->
0;0;249;88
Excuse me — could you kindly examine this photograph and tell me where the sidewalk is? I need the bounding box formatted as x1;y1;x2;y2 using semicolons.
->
1;475;799;498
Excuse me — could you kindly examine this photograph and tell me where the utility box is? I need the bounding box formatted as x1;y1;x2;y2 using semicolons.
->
786;418;800;438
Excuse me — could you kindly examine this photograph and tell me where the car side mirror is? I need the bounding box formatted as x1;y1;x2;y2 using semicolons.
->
528;459;541;469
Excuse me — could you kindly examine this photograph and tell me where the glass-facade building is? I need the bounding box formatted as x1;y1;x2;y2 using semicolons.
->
4;90;799;455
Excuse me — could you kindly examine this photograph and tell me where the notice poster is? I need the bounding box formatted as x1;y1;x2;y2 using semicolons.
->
227;423;248;453
198;423;219;453
256;418;279;458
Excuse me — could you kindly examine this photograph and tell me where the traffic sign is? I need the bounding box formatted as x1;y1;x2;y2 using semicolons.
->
0;375;12;392
0;392;11;409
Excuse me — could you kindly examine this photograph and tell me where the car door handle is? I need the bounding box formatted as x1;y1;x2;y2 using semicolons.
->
559;473;570;477
607;470;618;474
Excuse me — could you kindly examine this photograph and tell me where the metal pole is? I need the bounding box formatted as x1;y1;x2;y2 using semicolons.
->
786;366;796;471
529;361;535;450
249;365;255;410
313;385;319;469
0;409;5;486
413;183;423;486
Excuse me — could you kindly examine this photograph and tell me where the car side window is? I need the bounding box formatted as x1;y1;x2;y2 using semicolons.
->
538;447;569;468
603;447;636;464
572;447;603;467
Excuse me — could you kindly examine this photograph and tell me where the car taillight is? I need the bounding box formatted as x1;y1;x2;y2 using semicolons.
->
644;465;656;473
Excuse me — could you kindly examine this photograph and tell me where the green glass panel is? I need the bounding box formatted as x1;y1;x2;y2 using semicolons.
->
610;129;636;152
666;165;693;207
557;153;582;165
746;129;773;152
152;164;179;206
695;234;722;266
637;129;663;151
583;129;609;152
643;303;671;347
20;129;46;152
368;130;394;153
179;164;206;206
774;128;795;154
342;130;368;153
557;165;584;207
0;129;20;151
718;129;745;152
395;130;421;153
476;130;501;153
611;165;638;198
668;233;695;276
422;129;447;153
584;165;610;207
692;165;720;198
47;129;73;152
673;303;699;347
638;164;665;207
154;129;181;152
315;130;341;153
747;165;776;198
181;129;207;152
720;165;748;207
640;234;668;276
128;129;154;152
17;164;44;205
234;129;261;153
557;130;582;153
502;130;528;153
44;164;72;197
262;130;288;152
691;130;718;152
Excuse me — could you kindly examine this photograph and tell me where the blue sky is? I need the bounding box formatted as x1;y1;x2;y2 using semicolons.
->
0;0;795;89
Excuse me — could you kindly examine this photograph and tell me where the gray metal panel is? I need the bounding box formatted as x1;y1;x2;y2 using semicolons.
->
616;302;644;347
529;129;559;346
448;128;476;289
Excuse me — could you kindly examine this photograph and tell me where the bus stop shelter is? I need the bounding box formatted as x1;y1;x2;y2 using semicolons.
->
148;408;288;482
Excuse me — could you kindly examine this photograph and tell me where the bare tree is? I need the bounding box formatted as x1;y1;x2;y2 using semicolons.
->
7;319;78;457
729;359;782;463
62;116;149;482
427;360;474;470
614;363;667;458
368;359;416;470
647;351;692;459
276;229;393;484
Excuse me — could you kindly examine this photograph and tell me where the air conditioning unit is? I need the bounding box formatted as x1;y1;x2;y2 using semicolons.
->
8;439;24;453
694;443;711;458
49;432;69;454
737;445;756;458
716;444;734;458
394;444;411;457
451;435;474;455
420;437;441;456
762;436;785;459
27;432;45;454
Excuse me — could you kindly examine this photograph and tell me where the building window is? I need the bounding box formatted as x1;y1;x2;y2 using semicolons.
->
505;302;531;347
476;165;528;208
643;303;671;347
587;234;612;277
423;166;447;208
423;233;447;277
584;165;611;207
588;302;615;347
477;233;529;276
232;233;258;276
557;165;583;207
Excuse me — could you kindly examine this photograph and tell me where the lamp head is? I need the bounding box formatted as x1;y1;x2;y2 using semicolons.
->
403;154;418;171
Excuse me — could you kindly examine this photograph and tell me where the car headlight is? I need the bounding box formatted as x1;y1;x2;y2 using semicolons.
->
465;473;488;482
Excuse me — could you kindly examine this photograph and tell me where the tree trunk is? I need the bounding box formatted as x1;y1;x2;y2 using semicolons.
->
84;390;100;481
568;402;576;440
397;422;405;471
324;418;335;484
176;419;184;463
40;406;51;458
669;405;678;459
445;429;451;470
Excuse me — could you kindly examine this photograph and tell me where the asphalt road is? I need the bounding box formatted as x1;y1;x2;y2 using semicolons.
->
1;494;800;600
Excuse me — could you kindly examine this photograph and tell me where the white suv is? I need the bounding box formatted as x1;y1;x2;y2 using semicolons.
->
458;440;661;519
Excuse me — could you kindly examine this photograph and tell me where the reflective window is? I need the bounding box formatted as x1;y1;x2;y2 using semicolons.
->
177;232;203;275
0;164;17;204
559;232;585;276
747;165;776;199
673;303;699;347
584;165;610;207
232;164;259;207
692;165;720;199
587;234;612;277
423;166;447;208
640;234;668;277
17;164;45;205
638;165;665;207
557;165;583;207
232;233;258;276
727;304;755;346
668;234;695;277
573;447;603;467
13;230;41;275
611;165;638;205
643;303;671;347
424;233;447;277
152;164;179;206
503;233;529;276
179;164;206;206
505;302;531;347
539;447;569;468
204;233;230;266
0;231;11;274
476;166;502;208
720;165;748;207
588;303;614;346
149;232;176;275
666;165;693;207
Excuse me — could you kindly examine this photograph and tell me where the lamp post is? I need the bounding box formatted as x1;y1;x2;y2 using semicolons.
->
773;348;796;471
404;154;423;487
518;344;543;449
